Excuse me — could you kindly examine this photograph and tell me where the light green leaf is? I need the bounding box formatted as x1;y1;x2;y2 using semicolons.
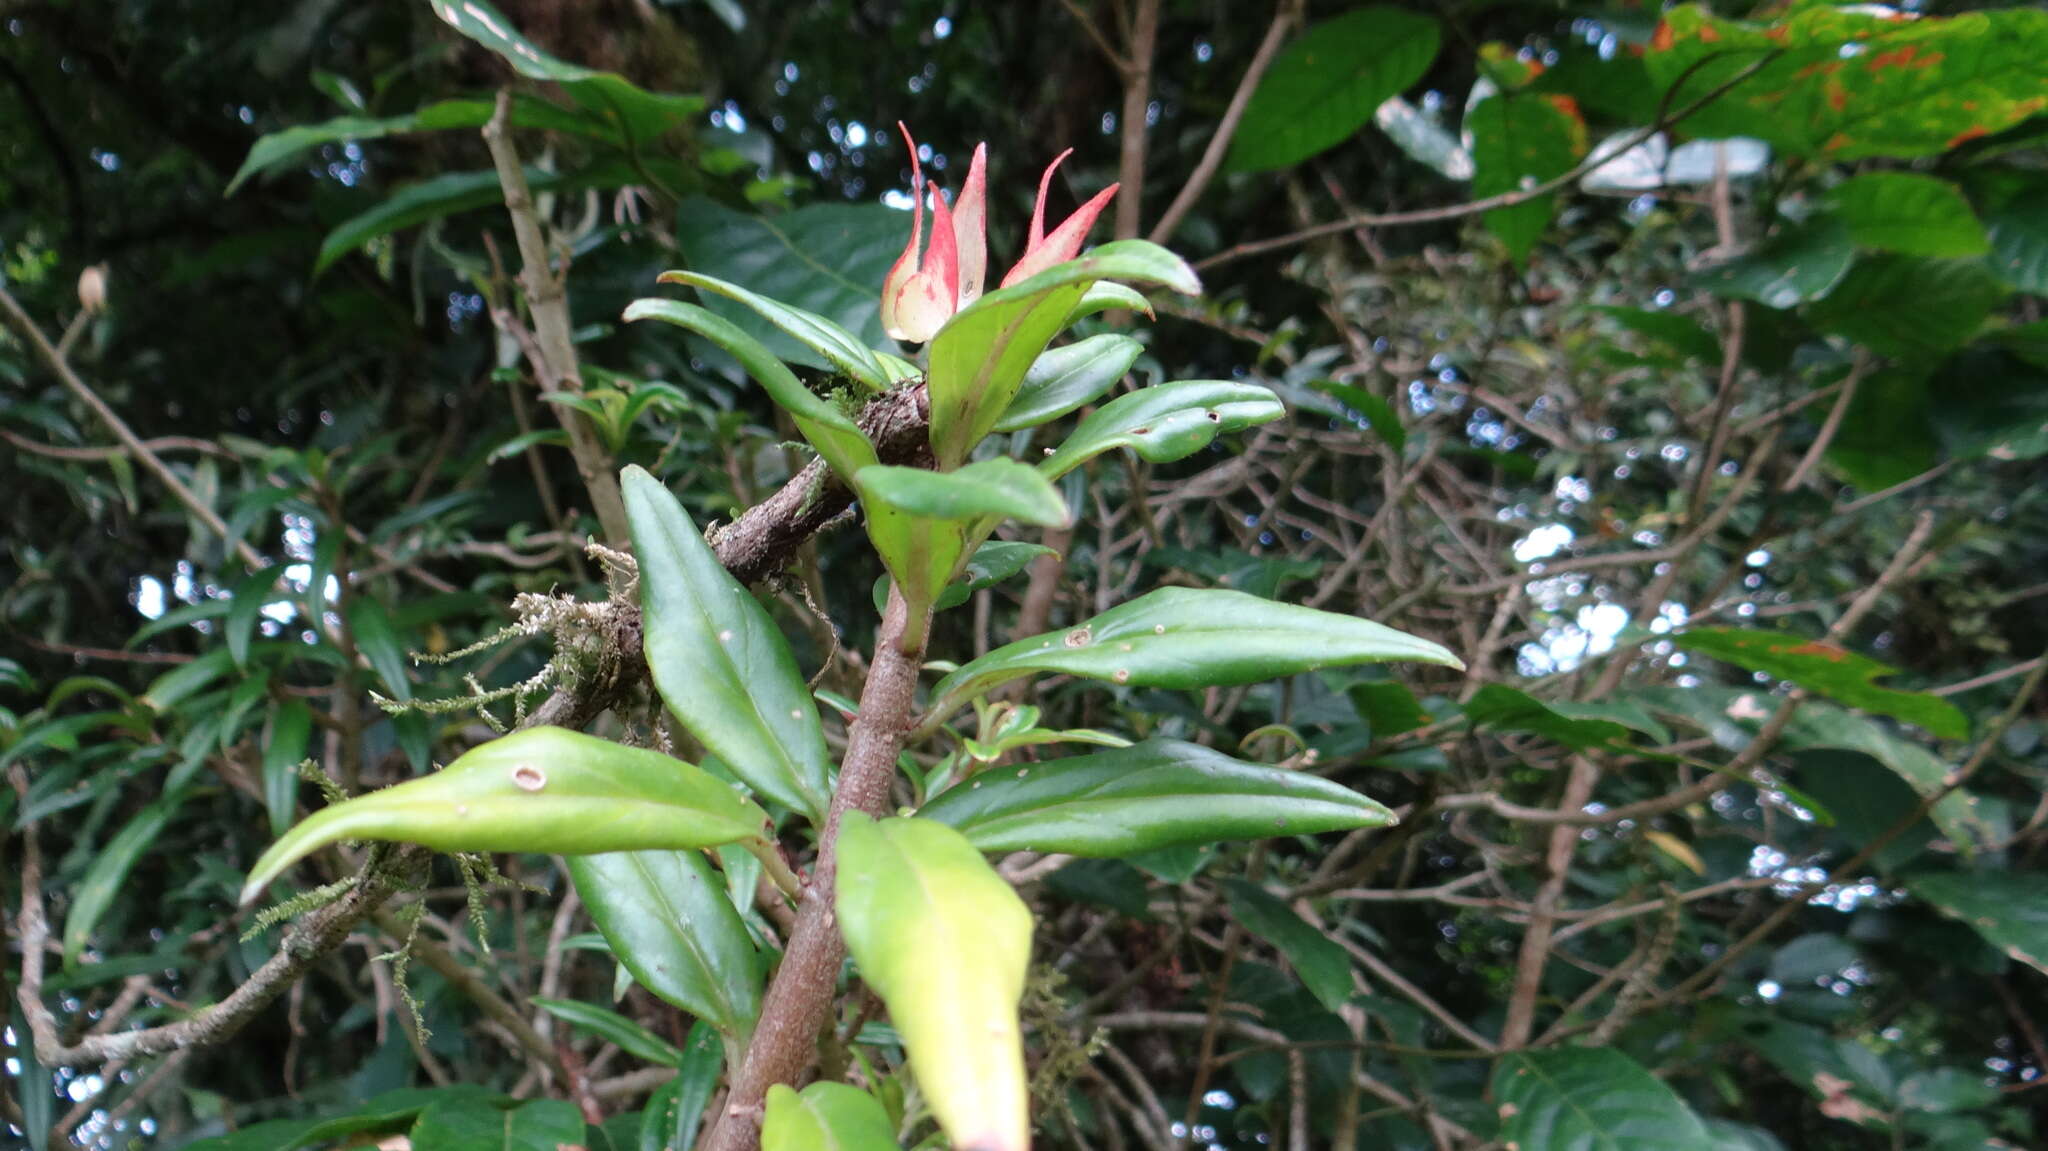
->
674;197;908;370
1908;871;2048;976
623;300;877;481
925;588;1460;723
427;0;704;149
1226;7;1442;172
763;1082;902;1151
994;334;1144;433
857;460;1068;623
63;792;186;966
1823;172;1988;258
658;270;887;390
240;726;772;902
623;466;832;821
262;700;312;837
1225;880;1354;1015
1492;1048;1717;1151
1039;380;1284;479
1063;282;1154;326
837;815;1031;1151
926;241;1201;468
566;849;763;1041
920;738;1395;857
532;997;686;1067
1676;628;1966;739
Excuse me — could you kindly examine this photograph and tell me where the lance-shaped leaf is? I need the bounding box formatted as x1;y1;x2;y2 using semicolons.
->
1676;627;1967;740
565;850;763;1042
920;738;1394;856
925;588;1460;723
995;333;1144;433
624;300;877;481
64;791;188;966
763;1083;902;1151
926;241;1200;468
857;460;1069;626
642;1022;723;1151
1038;381;1285;479
531;997;686;1067
837;815;1032;1151
1064;282;1154;327
658;270;888;390
623;466;833;821
240;726;772;902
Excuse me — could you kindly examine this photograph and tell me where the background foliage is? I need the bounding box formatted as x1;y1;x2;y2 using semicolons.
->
5;0;2047;1148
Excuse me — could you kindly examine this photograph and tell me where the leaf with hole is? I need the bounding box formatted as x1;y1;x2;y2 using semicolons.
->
1038;381;1285;479
240;726;772;902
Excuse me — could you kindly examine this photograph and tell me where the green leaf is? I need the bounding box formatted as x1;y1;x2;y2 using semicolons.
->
1823;173;1987;258
926;241;1201;469
225;564;286;668
623;300;877;482
408;1096;586;1151
1468;92;1586;262
857;460;1069;622
640;1022;722;1151
837;815;1032;1151
623;466;832;821
1907;871;2048;976
1226;7;1442;172
566;849;763;1041
1462;684;1641;750
1645;5;2048;161
925;588;1460;722
763;1082;902;1151
1775;703;1990;852
921;738;1394;857
427;0;703;149
347;597;412;702
1677;628;1967;740
532;997;686;1068
1805;256;2008;363
313;169;534;275
1492;1048;1716;1151
240;726;772;902
1980;173;2048;295
658;270;887;390
262;699;312;837
1225;879;1354;1015
1064;282;1154;326
1929;347;2048;465
62;791;185;966
674;196;907;369
1826;367;1938;489
1697;217;1855;309
1039;380;1285;479
994;334;1144;433
1306;380;1406;452
176;1088;504;1151
1592;307;1722;366
9;1004;50;1151
226;97;613;195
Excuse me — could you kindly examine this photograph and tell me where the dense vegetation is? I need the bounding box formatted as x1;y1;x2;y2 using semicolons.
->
5;1;2047;1148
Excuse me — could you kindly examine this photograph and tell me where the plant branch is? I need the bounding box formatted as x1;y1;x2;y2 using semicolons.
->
1149;0;1297;245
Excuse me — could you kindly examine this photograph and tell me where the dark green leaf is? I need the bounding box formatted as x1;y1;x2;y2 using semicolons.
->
1805;256;2007;363
623;466;832;821
408;1095;586;1151
1592;307;1722;365
1492;1048;1716;1150
566;849;763;1040
1227;7;1441;172
1826;367;1938;490
347;597;412;702
225;565;286;668
60;792;183;966
227;97;612;195
262;699;312;837
1676;628;1967;739
1908;871;2048;976
921;738;1394;857
1468;93;1586;262
1306;380;1406;452
532;997;686;1067
1824;172;1987;258
1225;879;1354;1015
926;588;1459;721
640;1022;723;1151
1463;685;1637;750
1697;217;1855;309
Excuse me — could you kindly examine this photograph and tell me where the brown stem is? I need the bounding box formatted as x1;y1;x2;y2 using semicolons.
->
703;586;933;1151
1149;0;1297;245
481;90;630;544
1113;0;1160;241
